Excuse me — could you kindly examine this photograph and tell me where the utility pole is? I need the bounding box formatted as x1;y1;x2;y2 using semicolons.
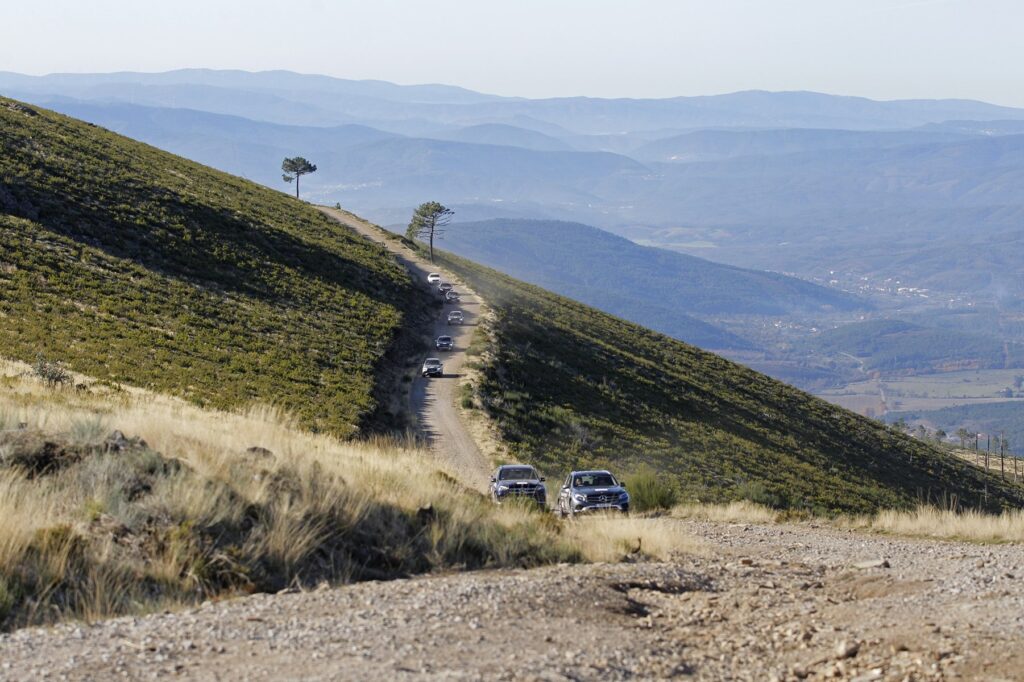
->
1000;431;1005;480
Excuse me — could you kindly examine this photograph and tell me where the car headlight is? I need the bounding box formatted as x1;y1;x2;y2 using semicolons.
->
573;493;587;503
497;485;509;492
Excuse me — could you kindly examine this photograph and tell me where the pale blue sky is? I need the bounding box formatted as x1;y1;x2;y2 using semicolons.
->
2;0;1022;105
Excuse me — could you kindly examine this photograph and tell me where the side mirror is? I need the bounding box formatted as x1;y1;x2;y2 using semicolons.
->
489;476;496;482
561;485;569;490
539;477;546;482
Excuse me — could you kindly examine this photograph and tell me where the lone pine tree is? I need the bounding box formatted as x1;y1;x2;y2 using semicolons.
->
281;157;317;199
406;201;454;262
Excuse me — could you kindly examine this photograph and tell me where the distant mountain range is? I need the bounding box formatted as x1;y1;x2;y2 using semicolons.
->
6;68;1024;344
5;70;1024;133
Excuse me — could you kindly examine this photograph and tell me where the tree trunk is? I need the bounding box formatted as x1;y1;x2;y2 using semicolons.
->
295;173;300;199
429;231;434;262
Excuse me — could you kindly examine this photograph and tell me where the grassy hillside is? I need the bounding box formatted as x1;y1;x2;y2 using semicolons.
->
0;359;679;631
0;97;423;435
430;249;1024;514
810;319;1024;372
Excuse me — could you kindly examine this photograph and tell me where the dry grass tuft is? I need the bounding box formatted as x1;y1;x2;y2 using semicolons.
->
852;506;1024;543
670;500;781;525
563;515;703;562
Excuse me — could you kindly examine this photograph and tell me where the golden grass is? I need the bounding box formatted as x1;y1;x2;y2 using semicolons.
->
670;500;781;524
845;506;1024;543
0;358;701;629
564;515;704;562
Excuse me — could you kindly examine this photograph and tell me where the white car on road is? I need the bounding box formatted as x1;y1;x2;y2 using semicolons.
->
427;273;441;284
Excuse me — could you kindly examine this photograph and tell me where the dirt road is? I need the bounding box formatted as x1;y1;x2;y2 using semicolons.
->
319;208;492;491
5;520;1024;680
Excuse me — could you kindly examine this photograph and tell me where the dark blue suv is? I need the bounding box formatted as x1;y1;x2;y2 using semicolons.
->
490;464;547;508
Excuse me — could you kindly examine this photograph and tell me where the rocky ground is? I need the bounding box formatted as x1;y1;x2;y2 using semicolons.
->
3;520;1024;681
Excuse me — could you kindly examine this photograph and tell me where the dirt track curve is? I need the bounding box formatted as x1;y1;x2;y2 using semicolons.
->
319;207;492;492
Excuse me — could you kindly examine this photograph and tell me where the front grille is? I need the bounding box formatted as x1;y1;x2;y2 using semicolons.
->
501;484;543;498
585;493;619;504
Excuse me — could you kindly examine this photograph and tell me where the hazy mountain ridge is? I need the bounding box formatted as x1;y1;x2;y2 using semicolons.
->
437;218;864;348
5;70;1024;133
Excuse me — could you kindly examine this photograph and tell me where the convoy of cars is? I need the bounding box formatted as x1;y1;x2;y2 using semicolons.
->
488;464;629;515
424;273;629;518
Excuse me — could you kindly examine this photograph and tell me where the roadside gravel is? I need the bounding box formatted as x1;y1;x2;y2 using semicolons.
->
4;520;1024;680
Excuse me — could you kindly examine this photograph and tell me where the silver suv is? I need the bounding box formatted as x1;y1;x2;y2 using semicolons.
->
557;470;629;517
421;358;444;378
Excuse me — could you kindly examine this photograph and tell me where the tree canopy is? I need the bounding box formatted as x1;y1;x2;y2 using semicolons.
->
406;201;454;262
281;157;317;199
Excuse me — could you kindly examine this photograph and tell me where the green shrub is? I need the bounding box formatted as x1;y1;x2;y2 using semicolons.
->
626;467;679;512
31;354;70;388
735;481;783;509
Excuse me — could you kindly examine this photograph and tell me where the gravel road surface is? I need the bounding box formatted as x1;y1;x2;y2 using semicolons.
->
319;208;491;491
4;520;1024;680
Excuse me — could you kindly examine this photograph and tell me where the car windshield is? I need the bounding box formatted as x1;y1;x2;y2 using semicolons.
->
574;473;617;487
499;466;538;481
425;359;441;366
437;336;452;342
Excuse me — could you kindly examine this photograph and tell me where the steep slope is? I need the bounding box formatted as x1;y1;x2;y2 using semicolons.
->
0;97;424;435
27;98;401;189
431;249;1024;513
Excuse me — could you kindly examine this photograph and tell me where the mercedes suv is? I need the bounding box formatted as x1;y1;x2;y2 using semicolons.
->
490;464;547;507
421;357;444;378
557;470;629;516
